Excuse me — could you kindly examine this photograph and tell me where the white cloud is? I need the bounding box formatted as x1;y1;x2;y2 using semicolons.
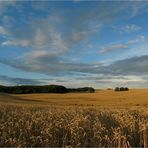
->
126;24;141;32
96;76;145;84
131;1;148;17
1;13;68;54
100;44;129;53
128;35;147;44
33;28;47;49
0;26;8;35
32;27;68;53
113;24;141;34
100;35;147;54
2;39;30;47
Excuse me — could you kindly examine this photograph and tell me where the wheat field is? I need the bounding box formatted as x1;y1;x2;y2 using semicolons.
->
0;89;148;147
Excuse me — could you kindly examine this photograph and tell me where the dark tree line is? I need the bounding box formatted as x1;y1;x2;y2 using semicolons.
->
0;85;95;94
0;85;68;94
68;87;95;93
114;87;129;91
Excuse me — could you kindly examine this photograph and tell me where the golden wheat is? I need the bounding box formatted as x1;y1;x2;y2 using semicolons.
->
0;104;148;147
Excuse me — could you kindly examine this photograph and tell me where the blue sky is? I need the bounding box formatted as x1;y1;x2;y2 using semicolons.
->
0;1;148;88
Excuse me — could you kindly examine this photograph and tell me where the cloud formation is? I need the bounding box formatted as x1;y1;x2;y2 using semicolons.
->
0;1;140;51
0;75;43;86
0;1;148;88
99;35;147;53
114;24;141;34
100;44;129;53
1;54;148;77
0;26;8;35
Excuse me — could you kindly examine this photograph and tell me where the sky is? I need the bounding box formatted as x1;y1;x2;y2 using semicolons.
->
0;1;148;88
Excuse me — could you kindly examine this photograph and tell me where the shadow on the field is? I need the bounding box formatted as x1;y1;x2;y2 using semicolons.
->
0;93;43;103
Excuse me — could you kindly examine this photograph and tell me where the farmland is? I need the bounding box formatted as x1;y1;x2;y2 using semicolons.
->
0;89;148;107
0;89;148;147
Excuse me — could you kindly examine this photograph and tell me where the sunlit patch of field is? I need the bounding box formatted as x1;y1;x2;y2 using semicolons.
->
1;89;148;107
0;89;148;147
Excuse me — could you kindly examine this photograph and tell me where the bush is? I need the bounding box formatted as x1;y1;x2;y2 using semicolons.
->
120;87;125;91
115;87;120;91
114;87;129;92
124;87;129;91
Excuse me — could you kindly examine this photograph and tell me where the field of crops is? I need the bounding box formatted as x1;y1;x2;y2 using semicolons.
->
0;90;148;147
0;105;148;147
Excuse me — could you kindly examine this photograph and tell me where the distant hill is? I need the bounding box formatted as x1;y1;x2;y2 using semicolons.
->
0;85;95;94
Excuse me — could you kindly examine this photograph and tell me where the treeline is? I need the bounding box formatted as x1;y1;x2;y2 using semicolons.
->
68;87;95;93
0;85;68;94
114;87;129;91
0;85;95;94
